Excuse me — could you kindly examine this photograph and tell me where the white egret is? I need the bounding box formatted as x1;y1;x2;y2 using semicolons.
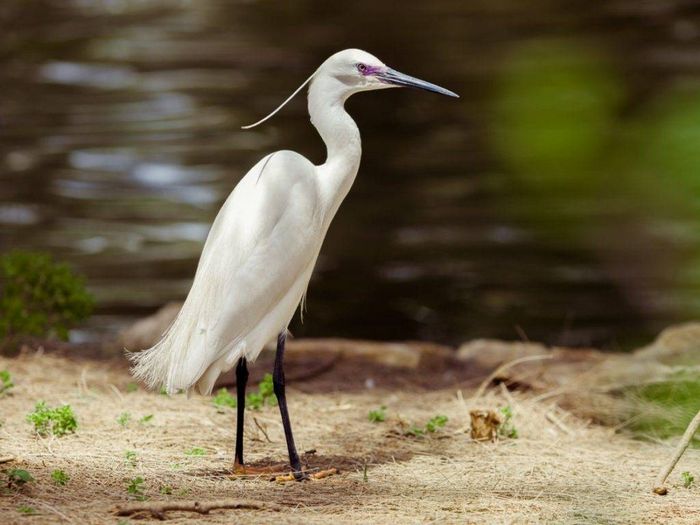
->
130;48;458;480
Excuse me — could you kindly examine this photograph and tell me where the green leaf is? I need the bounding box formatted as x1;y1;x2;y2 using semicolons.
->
0;251;93;347
51;469;70;486
368;406;387;423
6;468;34;485
26;401;77;437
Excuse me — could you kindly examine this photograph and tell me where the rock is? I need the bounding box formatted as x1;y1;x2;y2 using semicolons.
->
456;339;549;370
286;338;454;369
119;302;182;350
634;322;700;366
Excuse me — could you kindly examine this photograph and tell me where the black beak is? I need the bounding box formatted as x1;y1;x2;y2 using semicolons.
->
378;67;459;98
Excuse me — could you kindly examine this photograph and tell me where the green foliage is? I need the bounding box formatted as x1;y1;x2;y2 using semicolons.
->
258;373;275;400
498;406;519;439
368;406;387;423
51;469;70;486
26;401;77;437
406;415;449;437
212;374;277;412
627;379;700;442
682;471;695;489
212;388;237;410
159;484;173;495
492;39;621;187
184;447;206;456
0;250;94;346
139;414;153;424
0;370;13;396
117;412;131;427
426;415;448;433
126;476;146;500
5;468;34;488
125;382;138;393
125;450;137;467
247;373;277;410
17;504;36;515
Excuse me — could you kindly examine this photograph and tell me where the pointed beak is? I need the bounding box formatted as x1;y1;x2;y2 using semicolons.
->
377;67;459;98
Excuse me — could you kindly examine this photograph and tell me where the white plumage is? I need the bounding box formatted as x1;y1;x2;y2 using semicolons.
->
129;48;458;396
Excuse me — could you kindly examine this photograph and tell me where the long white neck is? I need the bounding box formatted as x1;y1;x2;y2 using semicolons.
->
308;76;362;221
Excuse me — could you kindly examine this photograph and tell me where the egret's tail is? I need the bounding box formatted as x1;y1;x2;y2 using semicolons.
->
127;298;225;395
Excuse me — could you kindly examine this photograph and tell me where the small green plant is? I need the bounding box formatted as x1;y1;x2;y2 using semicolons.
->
406;414;449;437
0;370;14;396
125;450;137;467
406;426;425;437
258;373;275;401
498;406;518;439
212;388;237;410
368;406;387;423
51;469;70;486
5;468;34;488
682;471;695;489
125;382;138;393
126;476;146;500
26;401;77;437
139;414;153;424
212;374;277;412
426;415;448;432
185;447;206;456
159;484;173;495
0;250;94;347
117;412;131;427
17;504;36;515
247;374;277;410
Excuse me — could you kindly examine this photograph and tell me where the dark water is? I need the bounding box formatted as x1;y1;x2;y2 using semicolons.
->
1;0;700;349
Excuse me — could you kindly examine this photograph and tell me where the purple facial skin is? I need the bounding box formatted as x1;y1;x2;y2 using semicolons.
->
357;63;383;76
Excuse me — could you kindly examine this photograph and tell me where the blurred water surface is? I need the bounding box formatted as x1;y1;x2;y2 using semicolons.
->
1;0;700;348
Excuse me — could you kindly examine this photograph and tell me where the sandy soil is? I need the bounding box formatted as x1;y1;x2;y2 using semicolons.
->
1;350;699;524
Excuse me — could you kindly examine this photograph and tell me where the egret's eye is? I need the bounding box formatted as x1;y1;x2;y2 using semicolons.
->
357;63;368;73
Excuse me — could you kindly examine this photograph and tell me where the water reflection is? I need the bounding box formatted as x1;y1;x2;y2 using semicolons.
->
1;0;699;348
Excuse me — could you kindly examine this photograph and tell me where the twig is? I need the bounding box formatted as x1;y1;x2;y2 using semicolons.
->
107;383;124;401
471;355;553;400
545;411;573;436
653;408;700;495
253;416;272;443
0;456;15;464
114;499;280;519
498;381;516;406
26;497;75;523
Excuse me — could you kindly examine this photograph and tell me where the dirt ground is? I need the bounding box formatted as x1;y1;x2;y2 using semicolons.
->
1;348;699;524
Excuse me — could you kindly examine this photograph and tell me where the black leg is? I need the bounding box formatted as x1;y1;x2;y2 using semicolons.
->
234;357;248;468
273;331;306;480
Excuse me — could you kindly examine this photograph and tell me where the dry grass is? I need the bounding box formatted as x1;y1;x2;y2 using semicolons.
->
1;351;699;524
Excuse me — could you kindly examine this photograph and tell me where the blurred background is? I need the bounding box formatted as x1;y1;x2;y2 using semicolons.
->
1;0;699;350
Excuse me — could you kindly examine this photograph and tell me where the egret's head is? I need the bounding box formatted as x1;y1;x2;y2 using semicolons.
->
241;48;457;130
318;48;459;98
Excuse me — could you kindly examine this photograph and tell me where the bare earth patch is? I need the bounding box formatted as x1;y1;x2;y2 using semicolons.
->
1;351;699;524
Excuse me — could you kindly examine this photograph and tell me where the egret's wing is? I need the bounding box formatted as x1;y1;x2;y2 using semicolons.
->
130;151;321;393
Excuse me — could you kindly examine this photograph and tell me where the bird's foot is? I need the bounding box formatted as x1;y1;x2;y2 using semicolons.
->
232;460;288;478
274;467;338;483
